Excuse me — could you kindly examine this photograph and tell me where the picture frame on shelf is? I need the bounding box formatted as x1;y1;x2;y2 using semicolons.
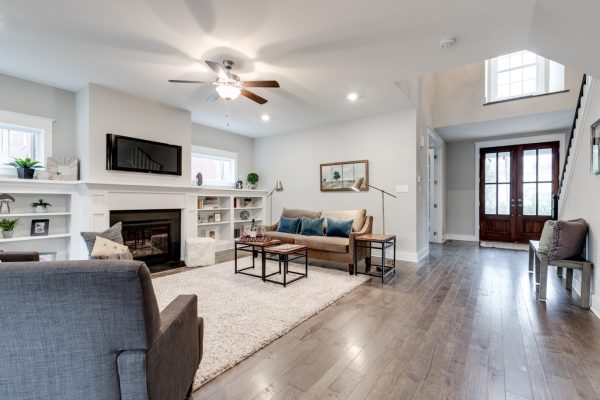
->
214;212;221;222
38;252;57;261
592;118;600;174
31;219;49;236
320;160;369;192
208;230;217;240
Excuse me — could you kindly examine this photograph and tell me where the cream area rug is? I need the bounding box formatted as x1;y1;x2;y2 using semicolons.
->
152;259;369;389
480;240;529;251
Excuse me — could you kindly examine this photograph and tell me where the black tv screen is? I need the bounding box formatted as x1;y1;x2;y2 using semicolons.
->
106;134;182;176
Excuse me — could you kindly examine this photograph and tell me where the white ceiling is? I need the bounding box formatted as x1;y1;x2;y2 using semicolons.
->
0;0;598;137
436;109;574;142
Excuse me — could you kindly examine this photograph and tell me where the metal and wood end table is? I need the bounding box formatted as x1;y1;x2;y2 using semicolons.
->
354;234;396;284
234;238;281;281
263;244;309;287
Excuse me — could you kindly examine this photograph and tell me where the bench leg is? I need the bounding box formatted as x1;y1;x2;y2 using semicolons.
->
566;269;573;290
581;263;592;309
528;245;534;273
557;267;563;277
535;254;541;285
538;255;548;302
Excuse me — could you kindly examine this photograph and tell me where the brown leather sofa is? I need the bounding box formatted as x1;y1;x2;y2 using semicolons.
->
265;208;373;274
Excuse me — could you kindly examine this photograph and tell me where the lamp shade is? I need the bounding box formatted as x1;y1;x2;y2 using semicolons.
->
351;177;364;192
275;180;284;191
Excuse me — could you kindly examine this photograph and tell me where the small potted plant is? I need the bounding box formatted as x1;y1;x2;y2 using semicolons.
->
6;156;43;179
247;172;259;189
30;198;52;213
0;218;20;239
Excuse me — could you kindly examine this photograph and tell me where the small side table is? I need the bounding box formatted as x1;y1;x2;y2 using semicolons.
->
263;244;308;287
354;234;396;284
234;239;281;281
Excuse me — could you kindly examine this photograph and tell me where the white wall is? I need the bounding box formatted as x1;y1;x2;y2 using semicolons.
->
76;83;192;184
254;110;420;260
560;79;600;315
0;73;76;158
432;62;583;129
191;124;255;181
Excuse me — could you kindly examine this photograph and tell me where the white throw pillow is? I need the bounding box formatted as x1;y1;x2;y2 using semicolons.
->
91;236;130;258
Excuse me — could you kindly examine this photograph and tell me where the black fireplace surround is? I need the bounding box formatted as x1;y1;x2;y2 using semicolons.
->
110;209;182;270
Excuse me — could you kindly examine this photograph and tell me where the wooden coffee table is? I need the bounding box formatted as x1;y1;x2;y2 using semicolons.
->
234;238;281;281
354;234;396;283
263;244;308;287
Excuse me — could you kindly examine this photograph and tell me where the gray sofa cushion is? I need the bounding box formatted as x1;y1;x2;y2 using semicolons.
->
548;218;588;260
80;222;124;255
538;220;557;253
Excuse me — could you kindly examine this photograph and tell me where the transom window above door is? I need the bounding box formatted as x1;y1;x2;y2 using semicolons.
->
485;50;565;103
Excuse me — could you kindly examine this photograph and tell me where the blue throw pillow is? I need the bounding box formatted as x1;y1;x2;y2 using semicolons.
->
277;217;301;234
300;217;324;236
326;218;353;238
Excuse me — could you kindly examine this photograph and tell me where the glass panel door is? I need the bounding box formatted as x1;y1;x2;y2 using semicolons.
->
521;148;553;216
483;151;511;215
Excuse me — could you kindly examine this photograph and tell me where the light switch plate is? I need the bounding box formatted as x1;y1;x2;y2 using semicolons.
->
396;185;409;193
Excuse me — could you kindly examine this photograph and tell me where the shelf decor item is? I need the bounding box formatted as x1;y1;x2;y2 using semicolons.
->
30;198;52;213
0;217;20;239
247;172;259;189
214;213;221;222
0;194;15;214
321;160;368;192
6;156;43;179
240;210;250;220
30;219;50;236
196;172;203;186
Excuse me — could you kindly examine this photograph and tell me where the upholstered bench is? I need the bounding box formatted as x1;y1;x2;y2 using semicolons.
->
529;240;593;308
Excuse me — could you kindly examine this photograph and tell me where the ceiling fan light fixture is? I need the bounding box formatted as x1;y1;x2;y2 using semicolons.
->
347;92;359;102
216;84;241;100
261;114;270;122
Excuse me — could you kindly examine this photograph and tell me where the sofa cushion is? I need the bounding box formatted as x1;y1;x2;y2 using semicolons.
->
81;222;124;255
322;209;366;232
282;208;321;220
325;218;353;238
548;218;588;260
91;236;131;259
295;236;349;253
300;217;324;236
538;220;557;253
277;217;301;234
264;231;298;244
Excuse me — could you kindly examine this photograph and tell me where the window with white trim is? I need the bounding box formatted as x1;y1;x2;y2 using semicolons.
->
485;50;565;103
191;145;237;187
0;110;53;174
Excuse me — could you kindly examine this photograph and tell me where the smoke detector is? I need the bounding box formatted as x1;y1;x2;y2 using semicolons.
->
440;37;456;48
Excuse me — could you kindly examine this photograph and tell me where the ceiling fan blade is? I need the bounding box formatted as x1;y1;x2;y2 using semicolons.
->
242;80;280;88
205;60;229;80
241;89;268;104
206;91;220;102
168;79;210;84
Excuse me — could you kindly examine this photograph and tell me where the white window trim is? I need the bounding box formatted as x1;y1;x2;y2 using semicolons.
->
0;110;53;176
191;145;238;187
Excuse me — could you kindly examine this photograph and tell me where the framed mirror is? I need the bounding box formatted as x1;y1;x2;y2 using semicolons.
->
592;118;600;174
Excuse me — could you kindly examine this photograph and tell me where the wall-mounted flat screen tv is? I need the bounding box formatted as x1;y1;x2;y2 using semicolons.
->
106;134;182;176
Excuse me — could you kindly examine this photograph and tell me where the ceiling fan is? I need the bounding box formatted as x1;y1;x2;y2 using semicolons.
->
169;60;280;105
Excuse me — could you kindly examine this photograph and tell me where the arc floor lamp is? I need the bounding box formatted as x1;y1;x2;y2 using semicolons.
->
267;180;284;224
352;177;396;234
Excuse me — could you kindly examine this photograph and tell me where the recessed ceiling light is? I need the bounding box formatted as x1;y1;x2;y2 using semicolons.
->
347;92;359;102
261;114;270;122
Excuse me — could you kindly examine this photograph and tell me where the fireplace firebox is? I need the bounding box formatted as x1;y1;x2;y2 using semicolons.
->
110;209;182;271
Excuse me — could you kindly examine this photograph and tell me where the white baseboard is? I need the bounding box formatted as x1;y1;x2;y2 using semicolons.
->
446;234;478;242
395;248;428;263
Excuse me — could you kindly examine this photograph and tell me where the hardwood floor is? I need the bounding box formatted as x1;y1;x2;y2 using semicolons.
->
191;241;600;400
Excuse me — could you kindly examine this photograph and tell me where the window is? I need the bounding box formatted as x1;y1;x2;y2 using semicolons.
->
0;110;53;174
191;146;237;187
485;50;565;103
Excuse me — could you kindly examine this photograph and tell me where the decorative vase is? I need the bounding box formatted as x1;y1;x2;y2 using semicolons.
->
16;168;35;179
2;231;13;239
34;206;47;213
0;201;10;214
196;172;203;186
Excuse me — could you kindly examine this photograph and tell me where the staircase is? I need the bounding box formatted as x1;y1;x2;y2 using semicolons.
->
554;74;593;219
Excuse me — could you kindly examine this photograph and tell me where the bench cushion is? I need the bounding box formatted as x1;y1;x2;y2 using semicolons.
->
548;218;588;261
